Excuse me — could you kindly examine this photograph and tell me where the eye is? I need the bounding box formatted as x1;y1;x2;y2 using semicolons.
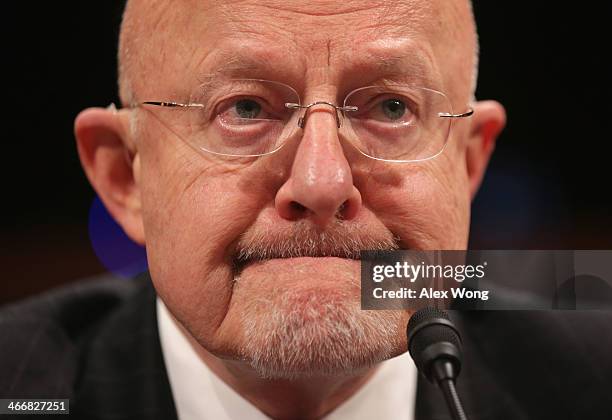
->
346;89;417;125
216;96;281;124
234;99;262;119
381;98;406;120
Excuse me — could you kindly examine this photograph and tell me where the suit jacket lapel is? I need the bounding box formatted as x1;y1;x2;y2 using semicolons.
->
73;275;178;420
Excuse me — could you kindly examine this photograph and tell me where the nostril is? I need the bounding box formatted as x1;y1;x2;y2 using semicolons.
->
338;197;360;221
337;201;348;219
290;201;307;213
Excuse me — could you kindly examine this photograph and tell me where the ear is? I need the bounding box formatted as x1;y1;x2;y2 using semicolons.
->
74;107;145;245
465;100;506;199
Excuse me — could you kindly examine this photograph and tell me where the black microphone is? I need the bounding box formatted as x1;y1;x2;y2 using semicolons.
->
407;307;468;420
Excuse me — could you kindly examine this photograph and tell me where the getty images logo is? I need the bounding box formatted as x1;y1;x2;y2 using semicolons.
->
371;260;488;283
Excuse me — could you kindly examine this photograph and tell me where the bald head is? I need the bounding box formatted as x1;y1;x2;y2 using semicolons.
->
117;0;478;107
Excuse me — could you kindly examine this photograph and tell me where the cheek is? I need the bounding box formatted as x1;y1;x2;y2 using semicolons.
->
363;159;471;249
137;150;267;351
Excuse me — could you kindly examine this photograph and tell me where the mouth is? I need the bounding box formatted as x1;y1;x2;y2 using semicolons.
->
231;256;364;294
229;220;403;279
232;252;362;276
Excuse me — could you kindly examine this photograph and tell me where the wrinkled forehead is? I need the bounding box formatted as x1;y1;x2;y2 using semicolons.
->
120;0;474;100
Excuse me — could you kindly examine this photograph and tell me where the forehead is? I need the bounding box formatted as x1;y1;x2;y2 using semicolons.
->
210;0;434;40
127;0;471;95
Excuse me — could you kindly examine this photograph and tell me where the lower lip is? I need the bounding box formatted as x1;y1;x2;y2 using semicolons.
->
238;256;361;280
244;256;359;268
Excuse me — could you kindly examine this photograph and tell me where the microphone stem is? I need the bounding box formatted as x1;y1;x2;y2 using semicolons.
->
439;378;468;420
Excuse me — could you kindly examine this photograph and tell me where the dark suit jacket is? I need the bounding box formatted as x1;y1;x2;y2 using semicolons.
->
1;273;612;420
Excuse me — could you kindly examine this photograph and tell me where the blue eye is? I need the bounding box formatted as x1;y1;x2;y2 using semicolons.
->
235;99;262;119
381;98;406;120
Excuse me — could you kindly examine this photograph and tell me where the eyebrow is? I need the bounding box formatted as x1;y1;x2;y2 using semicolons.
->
195;46;439;91
357;48;440;87
196;51;297;88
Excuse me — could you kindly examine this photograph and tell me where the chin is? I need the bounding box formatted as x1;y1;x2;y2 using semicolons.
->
237;286;406;380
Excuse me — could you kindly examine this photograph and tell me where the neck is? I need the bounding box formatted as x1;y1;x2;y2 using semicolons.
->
201;350;378;420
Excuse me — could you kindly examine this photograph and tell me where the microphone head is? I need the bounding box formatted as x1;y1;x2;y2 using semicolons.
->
406;307;463;384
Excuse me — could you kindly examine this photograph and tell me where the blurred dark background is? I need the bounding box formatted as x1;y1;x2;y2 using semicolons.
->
1;2;611;304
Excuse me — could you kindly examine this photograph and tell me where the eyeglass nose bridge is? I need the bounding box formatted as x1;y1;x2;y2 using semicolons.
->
285;101;358;129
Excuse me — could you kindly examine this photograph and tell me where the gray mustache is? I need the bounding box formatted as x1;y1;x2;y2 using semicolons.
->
234;219;400;264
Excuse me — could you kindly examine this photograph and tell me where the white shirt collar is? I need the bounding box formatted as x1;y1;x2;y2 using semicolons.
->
157;298;417;420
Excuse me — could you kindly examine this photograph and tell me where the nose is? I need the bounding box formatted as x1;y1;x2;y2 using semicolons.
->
275;105;362;227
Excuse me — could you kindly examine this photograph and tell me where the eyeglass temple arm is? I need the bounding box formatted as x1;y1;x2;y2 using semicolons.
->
130;101;205;108
438;108;474;118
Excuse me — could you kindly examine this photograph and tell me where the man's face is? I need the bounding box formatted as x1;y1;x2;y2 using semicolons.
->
123;0;477;377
